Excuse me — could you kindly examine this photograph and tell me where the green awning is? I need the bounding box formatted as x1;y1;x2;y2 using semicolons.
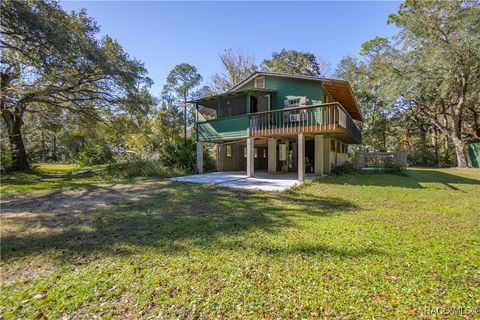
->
285;95;304;100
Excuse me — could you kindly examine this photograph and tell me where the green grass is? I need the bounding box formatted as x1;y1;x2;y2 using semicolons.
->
1;162;187;196
1;168;479;318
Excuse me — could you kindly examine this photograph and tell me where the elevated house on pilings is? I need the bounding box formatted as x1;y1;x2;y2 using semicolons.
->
192;72;363;181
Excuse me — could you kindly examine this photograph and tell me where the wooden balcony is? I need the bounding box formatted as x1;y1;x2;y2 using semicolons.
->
249;102;361;143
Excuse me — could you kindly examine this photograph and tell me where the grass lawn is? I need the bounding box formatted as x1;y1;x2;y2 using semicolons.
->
1;167;479;318
0;163;185;197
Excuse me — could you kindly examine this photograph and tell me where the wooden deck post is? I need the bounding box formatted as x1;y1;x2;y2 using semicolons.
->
298;133;305;182
196;141;203;174
268;138;277;174
314;134;324;176
246;138;254;177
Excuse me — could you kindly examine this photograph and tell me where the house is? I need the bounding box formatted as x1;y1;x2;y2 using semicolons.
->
192;72;363;181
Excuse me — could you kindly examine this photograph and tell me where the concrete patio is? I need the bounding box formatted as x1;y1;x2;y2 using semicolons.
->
170;171;315;192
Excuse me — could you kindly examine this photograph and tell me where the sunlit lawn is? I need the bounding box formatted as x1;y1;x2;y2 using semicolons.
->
1;167;479;318
1;163;114;196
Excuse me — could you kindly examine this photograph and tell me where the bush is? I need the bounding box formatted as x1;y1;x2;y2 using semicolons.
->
103;160;187;178
160;140;196;171
383;158;407;175
332;162;357;175
73;160;187;179
159;139;215;172
76;142;114;167
1;150;12;173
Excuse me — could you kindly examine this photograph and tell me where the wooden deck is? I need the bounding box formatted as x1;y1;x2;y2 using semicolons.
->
249;103;361;143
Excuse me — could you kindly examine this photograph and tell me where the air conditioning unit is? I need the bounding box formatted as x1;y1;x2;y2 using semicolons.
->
290;114;300;122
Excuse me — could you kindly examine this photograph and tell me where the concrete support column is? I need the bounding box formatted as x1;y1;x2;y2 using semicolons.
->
246;138;254;177
314;135;324;176
297;133;305;182
216;144;223;171
268;138;277;174
324;137;331;174
196;141;203;174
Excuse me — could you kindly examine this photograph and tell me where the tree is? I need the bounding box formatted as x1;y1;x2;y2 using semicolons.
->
335;56;394;153
162;63;202;140
262;49;329;76
210;48;257;93
362;1;480;167
0;0;152;170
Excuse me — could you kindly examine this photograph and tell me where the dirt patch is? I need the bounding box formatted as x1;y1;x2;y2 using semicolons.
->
1;181;167;215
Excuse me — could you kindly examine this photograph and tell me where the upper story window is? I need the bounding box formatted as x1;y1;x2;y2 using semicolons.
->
219;95;247;118
254;77;265;88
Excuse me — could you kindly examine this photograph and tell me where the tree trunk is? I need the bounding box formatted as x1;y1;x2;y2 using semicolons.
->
451;132;467;168
183;95;187;141
419;123;428;165
183;103;187;140
41;128;46;162
431;125;439;167
52;133;58;161
2;110;29;170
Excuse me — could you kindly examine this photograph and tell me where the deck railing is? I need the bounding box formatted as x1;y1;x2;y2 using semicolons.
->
249;102;361;143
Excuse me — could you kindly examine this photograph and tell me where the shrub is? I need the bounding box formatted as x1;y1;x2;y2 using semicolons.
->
104;160;186;178
332;162;357;175
159;139;215;172
160;140;196;171
73;160;187;179
383;158;407;175
1;149;12;173
76;142;113;167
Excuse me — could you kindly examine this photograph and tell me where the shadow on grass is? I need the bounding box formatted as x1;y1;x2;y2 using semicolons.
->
1;181;362;262
260;243;384;258
323;169;479;189
1;167;143;198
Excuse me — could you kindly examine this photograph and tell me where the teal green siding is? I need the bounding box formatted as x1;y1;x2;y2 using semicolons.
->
197;114;249;141
237;80;255;90
265;76;325;110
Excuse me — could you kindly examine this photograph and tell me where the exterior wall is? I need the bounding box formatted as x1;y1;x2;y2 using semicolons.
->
266;76;325;110
216;142;268;172
327;139;349;168
323;137;331;173
337;153;348;166
217;143;246;171
236;76;332;110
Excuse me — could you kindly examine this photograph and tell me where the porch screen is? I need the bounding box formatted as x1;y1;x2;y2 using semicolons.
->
219;95;247;118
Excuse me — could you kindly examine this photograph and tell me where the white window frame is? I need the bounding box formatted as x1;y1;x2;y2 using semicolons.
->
254;76;265;89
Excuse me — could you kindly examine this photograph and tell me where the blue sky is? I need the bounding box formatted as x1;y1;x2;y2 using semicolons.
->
60;1;401;95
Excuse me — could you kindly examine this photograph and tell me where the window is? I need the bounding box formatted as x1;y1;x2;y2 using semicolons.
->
244;146;247;158
254;148;258;158
219;95;247;118
254;77;265;88
263;148;267;158
226;145;232;158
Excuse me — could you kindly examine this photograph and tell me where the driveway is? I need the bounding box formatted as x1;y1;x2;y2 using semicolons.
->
170;171;312;191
